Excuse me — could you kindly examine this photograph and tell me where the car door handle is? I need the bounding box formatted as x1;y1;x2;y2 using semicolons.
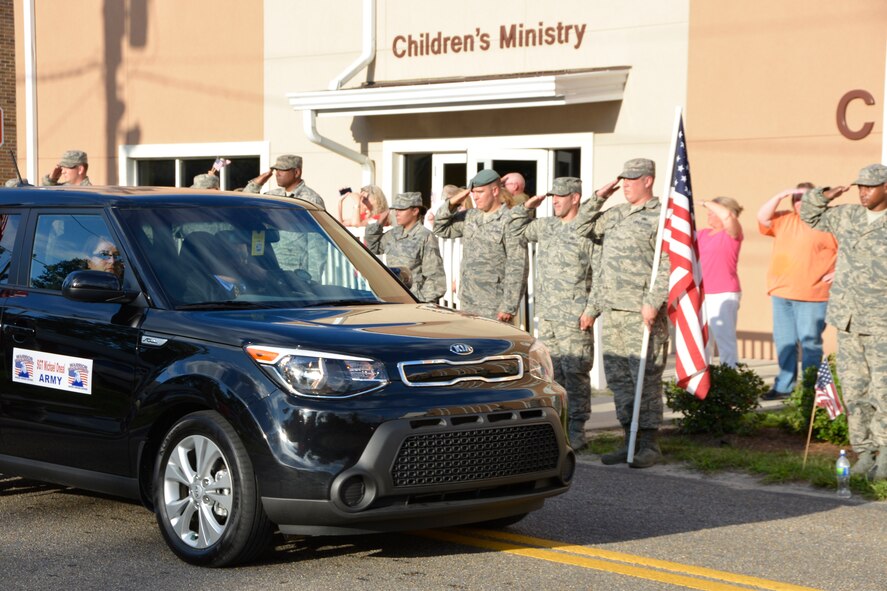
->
3;323;36;341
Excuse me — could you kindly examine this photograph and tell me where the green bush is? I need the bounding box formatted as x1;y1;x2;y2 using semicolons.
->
665;363;767;435
776;357;849;446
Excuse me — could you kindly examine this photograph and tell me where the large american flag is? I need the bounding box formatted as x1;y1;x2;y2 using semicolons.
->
663;117;710;399
814;360;843;420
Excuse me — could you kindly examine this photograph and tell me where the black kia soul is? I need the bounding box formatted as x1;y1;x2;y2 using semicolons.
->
0;186;574;566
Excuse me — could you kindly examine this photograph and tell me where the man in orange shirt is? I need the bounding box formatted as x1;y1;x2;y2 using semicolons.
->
757;183;838;399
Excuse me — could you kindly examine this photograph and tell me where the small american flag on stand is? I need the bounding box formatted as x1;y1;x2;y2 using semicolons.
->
814;360;843;420
663;116;710;400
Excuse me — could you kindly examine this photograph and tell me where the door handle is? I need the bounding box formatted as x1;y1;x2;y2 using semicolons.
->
3;323;36;342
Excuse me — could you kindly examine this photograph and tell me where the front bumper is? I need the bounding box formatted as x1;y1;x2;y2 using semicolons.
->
262;406;575;535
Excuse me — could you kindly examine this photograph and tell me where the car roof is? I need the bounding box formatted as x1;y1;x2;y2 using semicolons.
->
0;185;322;211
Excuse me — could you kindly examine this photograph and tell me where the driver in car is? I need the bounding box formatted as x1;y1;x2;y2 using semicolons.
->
87;237;124;279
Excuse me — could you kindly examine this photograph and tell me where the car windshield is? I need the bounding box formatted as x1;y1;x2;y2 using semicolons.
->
116;204;414;309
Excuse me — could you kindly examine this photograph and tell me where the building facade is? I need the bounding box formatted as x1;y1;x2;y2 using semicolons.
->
12;0;887;358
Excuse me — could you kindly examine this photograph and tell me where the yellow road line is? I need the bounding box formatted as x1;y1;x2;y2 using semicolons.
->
458;528;824;591
413;529;824;591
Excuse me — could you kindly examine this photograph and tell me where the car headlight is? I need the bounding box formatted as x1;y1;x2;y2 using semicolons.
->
246;345;388;398
528;338;554;382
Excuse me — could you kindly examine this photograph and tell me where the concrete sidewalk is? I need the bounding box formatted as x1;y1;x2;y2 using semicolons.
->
584;357;783;433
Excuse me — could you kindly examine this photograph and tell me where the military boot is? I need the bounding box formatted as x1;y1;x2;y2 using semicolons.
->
851;450;876;476
569;419;588;451
629;429;662;469
601;427;630;465
873;447;887;482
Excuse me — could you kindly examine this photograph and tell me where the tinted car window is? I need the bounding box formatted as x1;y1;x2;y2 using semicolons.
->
29;214;120;290
0;214;21;284
117;205;411;308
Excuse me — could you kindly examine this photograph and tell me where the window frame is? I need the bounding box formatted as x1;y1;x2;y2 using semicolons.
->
0;210;27;286
14;208;134;294
118;141;270;190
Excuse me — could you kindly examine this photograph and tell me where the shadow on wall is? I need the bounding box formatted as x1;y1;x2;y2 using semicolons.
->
103;0;146;184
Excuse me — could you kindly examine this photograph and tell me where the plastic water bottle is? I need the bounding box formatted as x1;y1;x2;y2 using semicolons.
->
836;449;851;498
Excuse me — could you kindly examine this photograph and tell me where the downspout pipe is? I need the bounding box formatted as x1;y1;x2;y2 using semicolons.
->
329;0;376;91
303;109;375;187
303;0;376;187
24;0;38;184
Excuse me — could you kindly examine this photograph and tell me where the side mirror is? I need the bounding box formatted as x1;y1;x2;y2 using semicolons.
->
390;266;413;289
62;270;140;304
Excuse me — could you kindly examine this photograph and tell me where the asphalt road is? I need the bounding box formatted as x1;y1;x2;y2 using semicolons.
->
1;458;884;591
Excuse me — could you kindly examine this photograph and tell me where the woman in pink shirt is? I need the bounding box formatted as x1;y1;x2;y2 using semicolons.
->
698;197;744;367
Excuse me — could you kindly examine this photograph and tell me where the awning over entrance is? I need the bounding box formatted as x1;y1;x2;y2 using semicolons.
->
287;67;629;117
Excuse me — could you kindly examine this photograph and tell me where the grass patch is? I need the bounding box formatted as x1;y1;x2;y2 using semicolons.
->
582;428;886;501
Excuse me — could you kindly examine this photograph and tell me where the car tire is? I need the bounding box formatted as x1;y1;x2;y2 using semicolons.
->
153;410;274;566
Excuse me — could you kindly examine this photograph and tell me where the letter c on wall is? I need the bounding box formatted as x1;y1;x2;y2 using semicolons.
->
836;89;875;140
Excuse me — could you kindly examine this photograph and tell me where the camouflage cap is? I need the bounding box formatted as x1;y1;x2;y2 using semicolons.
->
391;192;423;210
618;158;655;179
469;168;500;189
191;173;220;189
270;154;302;171
58;150;88;168
547;177;582;196
851;163;887;186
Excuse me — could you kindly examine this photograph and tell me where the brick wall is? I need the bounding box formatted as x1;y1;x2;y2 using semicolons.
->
0;0;18;183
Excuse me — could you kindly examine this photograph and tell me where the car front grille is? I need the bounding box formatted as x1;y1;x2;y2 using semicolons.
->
397;355;523;387
391;423;559;488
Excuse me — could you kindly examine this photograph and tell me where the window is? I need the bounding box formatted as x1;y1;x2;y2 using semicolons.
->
119;142;269;190
116;205;411;309
29;214;120;290
0;214;21;284
135;157;260;190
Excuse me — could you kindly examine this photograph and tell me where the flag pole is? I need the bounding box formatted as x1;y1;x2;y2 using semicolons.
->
802;398;817;469
626;106;684;464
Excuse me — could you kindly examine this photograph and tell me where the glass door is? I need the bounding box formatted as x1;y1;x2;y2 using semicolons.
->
468;149;552;217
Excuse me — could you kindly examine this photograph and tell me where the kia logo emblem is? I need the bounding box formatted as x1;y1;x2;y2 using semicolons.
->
450;343;473;356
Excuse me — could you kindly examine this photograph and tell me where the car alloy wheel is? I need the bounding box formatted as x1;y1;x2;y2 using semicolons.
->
154;411;272;566
162;433;233;548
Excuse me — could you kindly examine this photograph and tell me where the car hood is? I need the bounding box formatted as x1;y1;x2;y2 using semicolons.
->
144;303;530;360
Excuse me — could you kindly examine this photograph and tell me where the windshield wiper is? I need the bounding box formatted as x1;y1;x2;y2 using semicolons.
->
299;299;384;308
174;301;275;310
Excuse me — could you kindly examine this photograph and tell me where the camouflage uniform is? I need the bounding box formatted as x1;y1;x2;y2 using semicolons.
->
41;176;92;187
365;194;446;303
432;200;527;321
509;180;599;446
576;194;671;431
244;156;327;280
244;179;325;210
801;174;887;456
41;150;92;186
274;231;329;284
190;174;219;189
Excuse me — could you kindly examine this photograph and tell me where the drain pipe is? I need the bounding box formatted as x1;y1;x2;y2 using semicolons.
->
303;0;376;186
303;109;375;186
329;0;376;91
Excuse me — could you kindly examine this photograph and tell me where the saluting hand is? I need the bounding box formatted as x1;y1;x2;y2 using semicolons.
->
594;179;620;200
823;186;850;201
448;187;472;208
252;170;274;186
524;194;547;209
